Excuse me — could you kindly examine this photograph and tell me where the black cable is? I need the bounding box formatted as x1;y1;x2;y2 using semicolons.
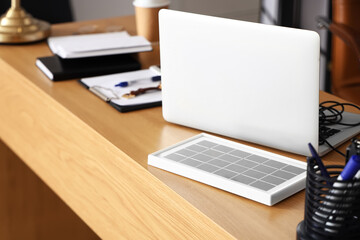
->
319;101;360;127
322;138;346;157
319;101;360;157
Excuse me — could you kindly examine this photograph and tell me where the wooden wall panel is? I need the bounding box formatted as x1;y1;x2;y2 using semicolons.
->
0;140;99;240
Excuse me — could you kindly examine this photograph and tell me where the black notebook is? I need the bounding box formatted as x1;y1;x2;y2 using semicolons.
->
36;54;141;81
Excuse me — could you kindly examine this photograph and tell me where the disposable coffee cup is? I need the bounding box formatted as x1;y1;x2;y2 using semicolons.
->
133;0;170;42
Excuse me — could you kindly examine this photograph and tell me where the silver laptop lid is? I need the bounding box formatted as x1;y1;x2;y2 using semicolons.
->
159;9;320;156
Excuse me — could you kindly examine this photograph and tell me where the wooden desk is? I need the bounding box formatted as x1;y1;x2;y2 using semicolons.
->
0;16;359;240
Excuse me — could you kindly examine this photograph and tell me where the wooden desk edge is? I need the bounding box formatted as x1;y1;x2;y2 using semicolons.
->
0;59;234;239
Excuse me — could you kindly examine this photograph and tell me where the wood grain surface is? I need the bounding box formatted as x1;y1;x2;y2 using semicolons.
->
0;16;358;240
0;59;234;239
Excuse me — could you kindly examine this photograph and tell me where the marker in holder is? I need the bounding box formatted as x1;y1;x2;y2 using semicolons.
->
297;157;360;240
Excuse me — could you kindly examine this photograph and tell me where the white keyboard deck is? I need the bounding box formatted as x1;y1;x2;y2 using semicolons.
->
148;133;307;206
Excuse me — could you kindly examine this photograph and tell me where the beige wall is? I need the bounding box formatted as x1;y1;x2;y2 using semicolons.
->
70;0;260;22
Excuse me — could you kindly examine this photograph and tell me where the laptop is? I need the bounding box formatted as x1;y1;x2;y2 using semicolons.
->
159;9;360;156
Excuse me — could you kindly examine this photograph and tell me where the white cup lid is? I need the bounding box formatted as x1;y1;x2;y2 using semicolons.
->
133;0;170;8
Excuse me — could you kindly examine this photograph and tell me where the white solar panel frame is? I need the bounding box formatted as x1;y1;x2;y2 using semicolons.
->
148;133;307;206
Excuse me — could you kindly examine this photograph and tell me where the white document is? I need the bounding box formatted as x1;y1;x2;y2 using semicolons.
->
48;31;152;58
80;67;161;107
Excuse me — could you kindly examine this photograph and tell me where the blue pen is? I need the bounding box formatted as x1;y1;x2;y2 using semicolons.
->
339;154;360;180
322;155;360;233
308;143;330;179
313;155;360;231
115;75;161;87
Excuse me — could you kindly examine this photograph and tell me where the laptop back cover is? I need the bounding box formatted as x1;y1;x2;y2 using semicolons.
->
159;9;320;156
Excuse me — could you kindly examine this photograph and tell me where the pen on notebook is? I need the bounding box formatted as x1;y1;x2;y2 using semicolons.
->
114;75;161;87
308;143;330;179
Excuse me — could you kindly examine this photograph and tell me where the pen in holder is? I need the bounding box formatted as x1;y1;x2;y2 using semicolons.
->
297;157;360;240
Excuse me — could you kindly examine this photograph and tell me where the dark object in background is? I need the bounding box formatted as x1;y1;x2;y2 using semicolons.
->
0;0;73;24
346;138;360;162
330;0;360;106
36;54;141;81
297;156;360;240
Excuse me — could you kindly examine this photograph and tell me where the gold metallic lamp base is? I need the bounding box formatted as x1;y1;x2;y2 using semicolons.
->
0;6;50;44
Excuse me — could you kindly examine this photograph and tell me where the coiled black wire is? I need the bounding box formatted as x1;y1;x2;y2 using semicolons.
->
319;101;360;156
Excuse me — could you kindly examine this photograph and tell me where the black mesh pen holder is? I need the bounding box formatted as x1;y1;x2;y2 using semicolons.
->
297;157;360;240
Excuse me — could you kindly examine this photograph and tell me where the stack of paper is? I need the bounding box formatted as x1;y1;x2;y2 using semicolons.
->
37;31;150;81
47;31;152;58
